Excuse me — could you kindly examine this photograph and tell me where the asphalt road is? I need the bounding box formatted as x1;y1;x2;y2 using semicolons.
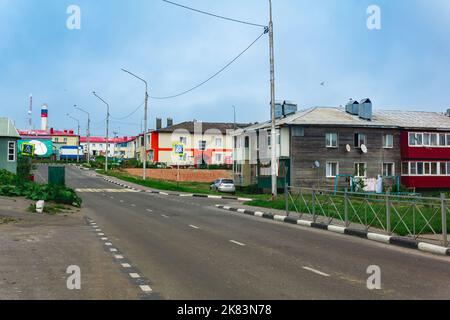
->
37;165;450;299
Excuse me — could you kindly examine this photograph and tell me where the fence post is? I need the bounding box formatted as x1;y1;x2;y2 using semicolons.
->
386;191;391;235
441;193;448;247
285;182;289;217
312;188;316;223
344;188;349;227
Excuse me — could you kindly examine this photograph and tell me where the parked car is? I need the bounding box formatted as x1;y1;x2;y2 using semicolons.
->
210;179;236;194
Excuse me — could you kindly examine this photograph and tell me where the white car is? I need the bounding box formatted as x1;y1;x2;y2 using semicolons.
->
210;179;236;194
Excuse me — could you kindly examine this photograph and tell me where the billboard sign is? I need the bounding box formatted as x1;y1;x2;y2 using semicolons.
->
18;140;53;158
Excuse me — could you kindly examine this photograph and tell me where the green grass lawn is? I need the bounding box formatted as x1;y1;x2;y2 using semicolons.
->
99;170;269;200
247;193;450;237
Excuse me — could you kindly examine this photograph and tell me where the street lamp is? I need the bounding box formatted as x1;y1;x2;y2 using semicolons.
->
121;68;149;180
74;105;91;164
92;91;110;172
269;0;278;198
67;113;81;163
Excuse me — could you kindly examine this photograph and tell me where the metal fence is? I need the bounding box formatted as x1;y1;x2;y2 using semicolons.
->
285;186;449;247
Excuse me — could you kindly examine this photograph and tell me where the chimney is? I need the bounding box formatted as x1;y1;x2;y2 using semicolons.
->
41;104;49;131
359;98;373;121
167;118;174;127
156;118;162;130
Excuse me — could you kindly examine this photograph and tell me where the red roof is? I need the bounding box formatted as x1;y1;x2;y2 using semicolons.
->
80;136;136;144
19;129;78;137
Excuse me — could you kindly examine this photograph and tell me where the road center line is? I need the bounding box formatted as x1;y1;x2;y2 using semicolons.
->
230;240;246;246
302;266;330;277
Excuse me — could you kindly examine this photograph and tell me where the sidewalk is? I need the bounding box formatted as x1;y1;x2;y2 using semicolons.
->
0;196;140;300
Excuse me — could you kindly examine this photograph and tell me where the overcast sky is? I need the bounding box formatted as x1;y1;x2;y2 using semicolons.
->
1;0;449;136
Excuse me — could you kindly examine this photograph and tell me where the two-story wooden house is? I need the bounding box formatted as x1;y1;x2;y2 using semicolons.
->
234;100;450;191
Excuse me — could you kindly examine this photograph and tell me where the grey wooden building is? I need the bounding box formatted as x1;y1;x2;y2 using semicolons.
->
233;100;403;190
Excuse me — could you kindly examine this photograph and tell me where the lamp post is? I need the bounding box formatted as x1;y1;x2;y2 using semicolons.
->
269;0;278;198
74;105;91;164
92;92;110;172
67;113;81;163
121;68;149;180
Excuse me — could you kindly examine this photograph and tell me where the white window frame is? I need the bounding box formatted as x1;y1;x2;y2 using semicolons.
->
409;132;450;147
215;137;223;148
354;133;367;148
215;153;223;163
354;162;367;178
7;141;16;162
383;134;394;149
382;162;395;177
325;133;338;148
326;161;339;178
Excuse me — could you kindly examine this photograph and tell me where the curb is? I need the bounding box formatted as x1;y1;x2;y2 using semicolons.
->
215;205;450;257
102;177;252;202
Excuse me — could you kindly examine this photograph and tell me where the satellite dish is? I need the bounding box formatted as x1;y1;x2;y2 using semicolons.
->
314;161;320;168
346;144;351;152
361;144;368;154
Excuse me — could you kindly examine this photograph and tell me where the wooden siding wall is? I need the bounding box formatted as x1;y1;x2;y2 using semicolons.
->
290;126;401;188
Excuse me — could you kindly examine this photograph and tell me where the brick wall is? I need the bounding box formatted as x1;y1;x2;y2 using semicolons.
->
124;168;232;183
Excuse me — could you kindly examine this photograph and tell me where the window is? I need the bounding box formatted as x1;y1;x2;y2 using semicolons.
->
215;138;223;148
447;163;450;175
409;133;423;146
441;163;447;175
7;141;16;162
292;127;304;137
417;162;424;175
383;134;394;148
326;162;339;178
431;162;438;175
410;162;417;175
180;137;187;145
440;134;446;146
64;138;68;143
402;162;409;175
424;162;431;175
245;137;250;148
199;141;207;151
54;138;59;143
430;134;438;146
354;133;367;148
215;153;223;163
423;133;431;146
446;135;450;146
326;133;338;148
383;163;395;177
354;163;367;177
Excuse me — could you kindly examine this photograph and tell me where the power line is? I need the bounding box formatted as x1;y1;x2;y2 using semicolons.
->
151;30;267;100
111;101;145;120
162;0;267;29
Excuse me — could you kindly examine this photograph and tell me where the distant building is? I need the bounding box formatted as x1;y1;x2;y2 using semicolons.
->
19;128;80;156
0;118;20;174
80;136;136;159
147;120;249;167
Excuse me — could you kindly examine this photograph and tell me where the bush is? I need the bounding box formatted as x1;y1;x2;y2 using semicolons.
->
0;169;82;207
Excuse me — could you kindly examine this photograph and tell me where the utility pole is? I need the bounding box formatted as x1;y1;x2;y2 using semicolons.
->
121;68;149;181
93;92;110;172
269;0;278;198
74;105;91;164
232;105;236;130
67;113;81;163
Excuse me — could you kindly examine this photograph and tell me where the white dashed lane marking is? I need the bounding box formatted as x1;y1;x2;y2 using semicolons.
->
140;285;153;293
189;225;200;229
88;217;155;297
161;214;170;219
302;267;330;277
146;209;153;213
131;204;136;207
230;240;246;247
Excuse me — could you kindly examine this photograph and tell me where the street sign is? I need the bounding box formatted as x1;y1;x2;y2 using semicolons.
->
21;143;35;157
172;142;186;158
